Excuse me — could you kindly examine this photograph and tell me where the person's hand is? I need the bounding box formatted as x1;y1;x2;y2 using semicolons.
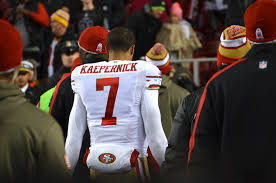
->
16;7;30;15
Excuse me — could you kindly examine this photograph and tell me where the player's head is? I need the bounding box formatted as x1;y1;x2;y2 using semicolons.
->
217;25;251;68
244;0;276;44
107;27;136;61
0;20;23;83
78;26;109;64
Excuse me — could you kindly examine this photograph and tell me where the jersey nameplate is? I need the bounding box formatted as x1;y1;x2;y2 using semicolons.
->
80;63;138;74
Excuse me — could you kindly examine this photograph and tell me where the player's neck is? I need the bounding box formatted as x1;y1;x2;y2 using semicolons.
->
108;52;132;61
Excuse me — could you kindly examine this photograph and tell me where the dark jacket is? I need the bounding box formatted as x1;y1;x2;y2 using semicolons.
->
64;0;125;29
225;0;256;26
159;75;190;138
73;10;103;38
161;87;203;176
48;66;71;90
50;73;90;182
0;82;70;182
25;82;41;105
50;74;73;137
40;28;75;79
94;0;126;28
189;44;276;182
126;4;163;60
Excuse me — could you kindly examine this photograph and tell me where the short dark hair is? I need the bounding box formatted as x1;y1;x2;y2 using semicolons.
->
79;48;108;64
107;27;135;52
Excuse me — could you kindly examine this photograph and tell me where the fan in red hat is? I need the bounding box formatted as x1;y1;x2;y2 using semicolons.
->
78;26;109;65
0;20;23;74
244;0;276;44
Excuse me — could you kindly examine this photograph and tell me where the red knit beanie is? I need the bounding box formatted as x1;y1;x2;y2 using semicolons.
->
244;0;276;43
78;26;108;55
0;20;23;73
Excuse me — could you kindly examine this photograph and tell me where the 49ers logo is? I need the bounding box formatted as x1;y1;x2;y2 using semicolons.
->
99;153;116;164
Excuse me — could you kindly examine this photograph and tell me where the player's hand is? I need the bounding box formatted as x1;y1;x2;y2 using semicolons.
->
16;8;30;15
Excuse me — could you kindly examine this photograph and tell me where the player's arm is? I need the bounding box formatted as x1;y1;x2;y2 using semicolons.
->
65;67;87;172
65;93;87;172
142;64;168;171
142;89;168;171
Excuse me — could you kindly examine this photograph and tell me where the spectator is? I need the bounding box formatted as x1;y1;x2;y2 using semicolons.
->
63;0;126;30
8;0;49;63
48;40;79;89
40;8;75;88
23;58;39;84
156;2;201;68
0;19;70;183
126;0;165;60
15;61;41;105
145;43;189;137
73;0;103;37
131;0;172;22
160;24;252;180
188;1;276;181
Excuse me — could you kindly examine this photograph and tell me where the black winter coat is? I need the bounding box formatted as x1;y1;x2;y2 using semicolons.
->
48;66;71;90
161;87;203;177
189;44;276;183
126;4;162;60
40;28;75;79
50;73;90;181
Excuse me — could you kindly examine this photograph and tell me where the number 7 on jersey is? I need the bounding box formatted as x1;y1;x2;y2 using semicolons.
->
96;77;119;126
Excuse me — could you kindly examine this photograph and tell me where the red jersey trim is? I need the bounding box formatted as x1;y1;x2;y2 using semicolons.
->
147;147;160;172
187;58;248;167
146;76;162;78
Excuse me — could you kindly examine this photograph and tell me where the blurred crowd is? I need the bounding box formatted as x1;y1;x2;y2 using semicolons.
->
0;0;257;103
4;0;276;183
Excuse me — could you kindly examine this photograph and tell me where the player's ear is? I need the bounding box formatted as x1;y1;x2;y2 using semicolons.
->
130;45;135;56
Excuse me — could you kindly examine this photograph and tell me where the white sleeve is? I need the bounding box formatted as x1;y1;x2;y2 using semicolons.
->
145;63;162;90
65;93;87;172
141;89;168;167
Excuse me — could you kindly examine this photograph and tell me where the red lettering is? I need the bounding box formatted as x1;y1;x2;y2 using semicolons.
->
130;63;138;71
104;66;111;73
93;66;99;73
87;66;93;73
96;77;119;125
80;66;88;74
122;64;126;72
99;66;106;73
116;64;122;72
110;65;117;72
125;63;131;72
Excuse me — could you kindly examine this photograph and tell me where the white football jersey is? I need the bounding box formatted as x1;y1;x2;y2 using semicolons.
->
71;60;162;156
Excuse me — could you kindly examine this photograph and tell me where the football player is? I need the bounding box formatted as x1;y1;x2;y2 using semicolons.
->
65;27;167;181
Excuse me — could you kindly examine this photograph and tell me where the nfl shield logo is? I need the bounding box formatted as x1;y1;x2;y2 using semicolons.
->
96;43;103;52
259;61;268;69
256;28;264;40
